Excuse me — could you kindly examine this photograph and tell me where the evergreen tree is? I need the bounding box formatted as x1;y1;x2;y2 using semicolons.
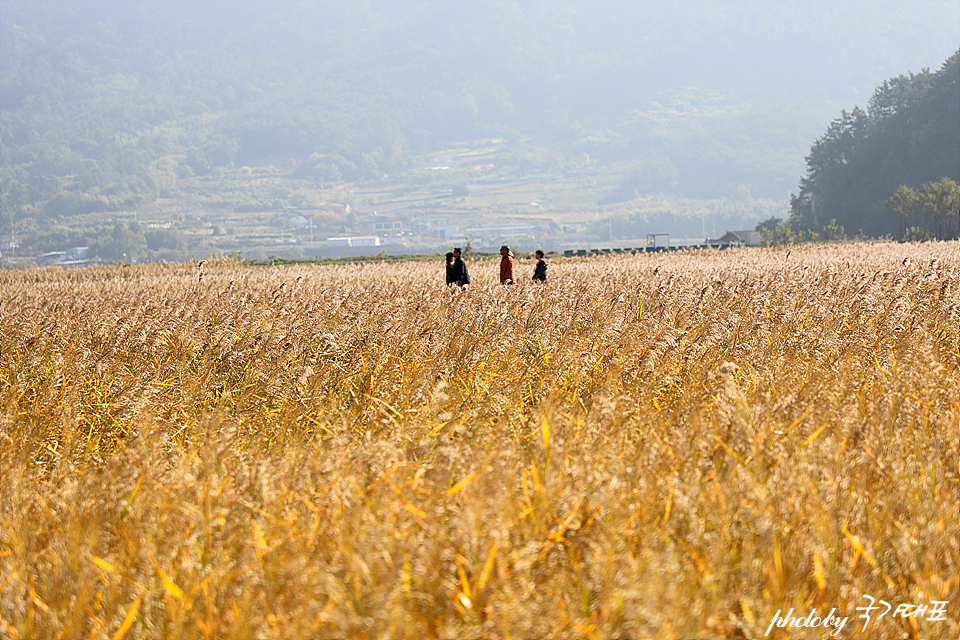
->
791;50;960;238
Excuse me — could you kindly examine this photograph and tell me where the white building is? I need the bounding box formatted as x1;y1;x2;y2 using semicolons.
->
326;236;381;248
437;226;460;240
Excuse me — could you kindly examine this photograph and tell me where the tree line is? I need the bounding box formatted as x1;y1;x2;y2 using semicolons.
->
785;50;959;240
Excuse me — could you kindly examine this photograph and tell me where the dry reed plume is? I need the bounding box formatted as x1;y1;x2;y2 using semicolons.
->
1;242;958;639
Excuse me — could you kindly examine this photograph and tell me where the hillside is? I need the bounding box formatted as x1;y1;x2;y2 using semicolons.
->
789;50;960;238
1;0;958;258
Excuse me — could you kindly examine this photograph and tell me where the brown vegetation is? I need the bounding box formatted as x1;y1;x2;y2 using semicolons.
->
2;242;958;639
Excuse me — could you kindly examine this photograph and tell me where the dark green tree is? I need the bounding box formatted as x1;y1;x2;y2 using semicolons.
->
886;185;919;238
791;50;960;238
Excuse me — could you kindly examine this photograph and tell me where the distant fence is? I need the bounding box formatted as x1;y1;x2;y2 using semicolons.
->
562;244;733;257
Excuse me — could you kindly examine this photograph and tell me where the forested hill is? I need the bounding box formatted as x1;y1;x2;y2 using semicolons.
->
2;0;958;227
789;50;960;239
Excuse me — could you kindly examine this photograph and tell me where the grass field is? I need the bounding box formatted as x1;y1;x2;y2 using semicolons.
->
1;242;958;639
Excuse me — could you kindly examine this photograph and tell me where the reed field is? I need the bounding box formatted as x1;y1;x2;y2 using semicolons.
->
1;242;958;640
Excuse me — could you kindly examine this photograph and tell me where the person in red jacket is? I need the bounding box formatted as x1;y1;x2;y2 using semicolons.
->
499;245;515;284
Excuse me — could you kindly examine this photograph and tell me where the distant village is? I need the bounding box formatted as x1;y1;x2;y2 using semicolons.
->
0;208;761;268
272;208;761;253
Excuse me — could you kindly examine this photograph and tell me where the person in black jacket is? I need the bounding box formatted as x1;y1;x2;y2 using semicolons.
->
445;252;456;285
451;247;470;287
532;249;548;282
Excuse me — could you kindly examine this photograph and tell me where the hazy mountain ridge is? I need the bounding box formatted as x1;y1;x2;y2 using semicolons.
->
1;0;958;228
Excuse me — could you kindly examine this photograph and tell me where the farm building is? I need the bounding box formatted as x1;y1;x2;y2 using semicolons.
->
36;246;91;267
712;230;761;246
359;219;404;235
